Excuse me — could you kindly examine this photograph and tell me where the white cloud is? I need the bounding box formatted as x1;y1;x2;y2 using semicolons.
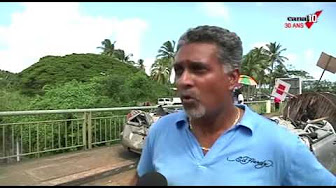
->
255;2;264;6
143;57;155;76
0;2;148;73
200;2;230;21
284;49;318;79
302;49;321;79
283;49;335;82
304;49;314;60
285;53;298;67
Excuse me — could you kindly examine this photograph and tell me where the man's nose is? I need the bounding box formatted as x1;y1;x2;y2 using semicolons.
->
176;70;194;88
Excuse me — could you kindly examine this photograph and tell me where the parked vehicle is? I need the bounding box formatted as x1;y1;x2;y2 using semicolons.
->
157;97;182;106
157;98;172;106
171;97;182;105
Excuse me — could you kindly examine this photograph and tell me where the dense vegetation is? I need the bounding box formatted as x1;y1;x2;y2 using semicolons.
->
1;54;175;112
0;47;176;160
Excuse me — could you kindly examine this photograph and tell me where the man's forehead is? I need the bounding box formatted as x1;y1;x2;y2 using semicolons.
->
174;55;219;67
173;59;207;66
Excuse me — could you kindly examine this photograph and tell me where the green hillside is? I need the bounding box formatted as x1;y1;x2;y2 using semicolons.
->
0;53;174;111
17;53;140;95
0;69;18;89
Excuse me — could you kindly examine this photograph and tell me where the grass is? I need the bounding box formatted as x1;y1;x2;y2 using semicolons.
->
246;101;287;117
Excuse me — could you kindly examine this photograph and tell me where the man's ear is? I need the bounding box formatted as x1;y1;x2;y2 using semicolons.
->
228;69;240;91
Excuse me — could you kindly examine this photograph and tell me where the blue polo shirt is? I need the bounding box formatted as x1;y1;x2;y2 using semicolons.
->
137;105;336;185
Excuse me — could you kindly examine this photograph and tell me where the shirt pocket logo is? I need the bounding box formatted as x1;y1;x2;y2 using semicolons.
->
227;156;273;169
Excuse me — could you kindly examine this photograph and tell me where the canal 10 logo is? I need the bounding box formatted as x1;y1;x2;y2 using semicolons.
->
284;10;322;29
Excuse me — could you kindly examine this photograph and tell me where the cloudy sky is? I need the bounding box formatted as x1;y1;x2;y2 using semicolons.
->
0;2;335;81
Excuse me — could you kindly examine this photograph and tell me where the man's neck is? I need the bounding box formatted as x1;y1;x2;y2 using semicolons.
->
190;105;240;136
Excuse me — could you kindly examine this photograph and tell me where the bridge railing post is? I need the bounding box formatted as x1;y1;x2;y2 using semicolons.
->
82;112;87;150
87;112;92;150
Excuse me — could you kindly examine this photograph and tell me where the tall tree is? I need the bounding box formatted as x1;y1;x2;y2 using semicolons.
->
113;49;135;65
263;42;289;87
287;70;314;79
124;53;135;65
157;40;176;60
150;57;171;84
156;40;176;80
97;39;116;56
272;64;289;79
137;59;146;72
264;42;288;73
241;47;270;86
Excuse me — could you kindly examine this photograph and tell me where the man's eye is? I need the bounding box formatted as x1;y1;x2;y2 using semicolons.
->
191;65;207;73
174;65;183;75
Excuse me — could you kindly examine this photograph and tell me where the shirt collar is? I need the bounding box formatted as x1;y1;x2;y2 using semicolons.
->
235;104;258;135
174;104;259;135
175;110;189;128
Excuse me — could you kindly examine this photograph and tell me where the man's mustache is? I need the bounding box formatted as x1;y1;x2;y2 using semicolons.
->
178;90;199;100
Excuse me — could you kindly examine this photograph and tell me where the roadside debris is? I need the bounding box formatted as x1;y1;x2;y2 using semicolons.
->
121;106;177;154
271;92;336;174
121;93;336;174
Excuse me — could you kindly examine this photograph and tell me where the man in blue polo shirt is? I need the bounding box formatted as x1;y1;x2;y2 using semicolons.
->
133;25;336;185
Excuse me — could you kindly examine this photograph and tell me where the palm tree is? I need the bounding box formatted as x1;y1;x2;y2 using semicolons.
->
263;42;289;87
137;59;145;72
156;40;176;80
157;40;176;59
264;42;288;73
113;49;134;65
241;47;272;97
273;64;289;79
241;47;270;85
113;49;125;60
97;39;116;56
124;53;134;65
150;57;171;84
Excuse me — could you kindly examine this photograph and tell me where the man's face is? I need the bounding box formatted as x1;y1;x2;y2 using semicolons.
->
173;42;238;119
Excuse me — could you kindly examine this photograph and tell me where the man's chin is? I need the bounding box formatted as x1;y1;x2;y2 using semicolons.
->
184;106;206;119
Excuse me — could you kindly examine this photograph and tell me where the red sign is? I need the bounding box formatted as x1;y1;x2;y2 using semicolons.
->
276;84;286;95
271;79;291;102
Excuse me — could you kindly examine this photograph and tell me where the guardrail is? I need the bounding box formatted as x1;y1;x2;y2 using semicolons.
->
0;101;280;162
0;105;182;162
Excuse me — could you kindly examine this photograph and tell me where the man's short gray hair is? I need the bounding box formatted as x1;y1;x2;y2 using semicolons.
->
176;25;243;73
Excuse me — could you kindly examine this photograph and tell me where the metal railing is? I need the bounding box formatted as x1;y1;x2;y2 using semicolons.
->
0;105;182;162
0;101;278;162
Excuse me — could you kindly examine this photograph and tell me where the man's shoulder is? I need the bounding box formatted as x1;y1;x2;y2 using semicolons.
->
245;107;300;145
150;110;185;131
242;106;276;126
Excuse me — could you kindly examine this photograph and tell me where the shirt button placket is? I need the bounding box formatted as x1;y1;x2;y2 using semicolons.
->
197;163;207;169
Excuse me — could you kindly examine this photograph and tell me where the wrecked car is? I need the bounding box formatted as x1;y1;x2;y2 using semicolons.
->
270;92;336;175
121;92;336;175
270;116;336;175
121;106;177;154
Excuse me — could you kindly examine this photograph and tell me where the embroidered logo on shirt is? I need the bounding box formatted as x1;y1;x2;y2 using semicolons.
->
227;156;273;169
